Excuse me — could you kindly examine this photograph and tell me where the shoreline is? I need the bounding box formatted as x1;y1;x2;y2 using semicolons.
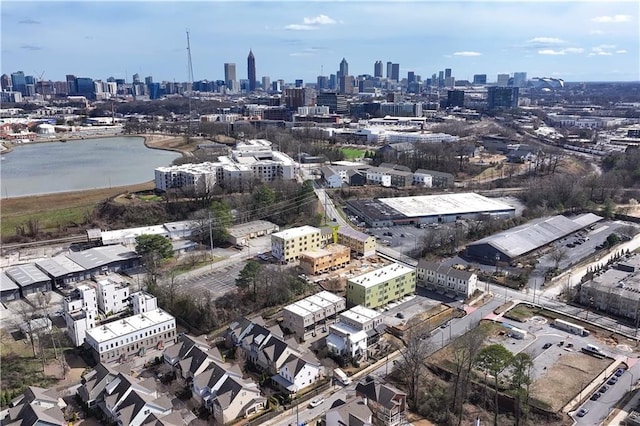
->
1;133;193;158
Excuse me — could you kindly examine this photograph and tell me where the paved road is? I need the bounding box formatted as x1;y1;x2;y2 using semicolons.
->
263;296;505;426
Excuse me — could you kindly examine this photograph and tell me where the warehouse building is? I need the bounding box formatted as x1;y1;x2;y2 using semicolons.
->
5;264;52;297
346;192;515;228
465;213;602;264
0;272;20;302
346;263;416;309
227;220;279;246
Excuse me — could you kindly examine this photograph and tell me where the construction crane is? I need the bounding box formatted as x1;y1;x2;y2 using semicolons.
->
186;30;194;142
34;71;45;94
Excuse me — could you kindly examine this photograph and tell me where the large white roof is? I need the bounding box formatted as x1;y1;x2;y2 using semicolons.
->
378;193;514;218
272;225;320;240
85;308;174;344
349;263;415;288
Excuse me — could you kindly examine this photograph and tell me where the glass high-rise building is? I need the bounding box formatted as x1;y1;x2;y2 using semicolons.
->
374;60;383;78
247;50;256;92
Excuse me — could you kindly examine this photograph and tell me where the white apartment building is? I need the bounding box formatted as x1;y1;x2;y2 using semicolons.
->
94;276;130;315
85;308;177;363
154;140;296;194
327;305;383;361
65;284;98;346
271;225;322;263
366;168;392;187
131;291;158;314
412;170;434;188
416;260;478;298
282;291;346;341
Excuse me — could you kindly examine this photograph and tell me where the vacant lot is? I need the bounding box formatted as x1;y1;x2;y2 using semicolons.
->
1;181;155;241
340;147;367;160
530;352;611;412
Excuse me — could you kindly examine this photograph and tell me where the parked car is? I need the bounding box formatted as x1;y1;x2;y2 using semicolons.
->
577;408;589;417
543;343;553;349
590;392;601;401
615;368;625;377
607;376;618;385
309;397;325;408
599;385;609;393
396;312;405;319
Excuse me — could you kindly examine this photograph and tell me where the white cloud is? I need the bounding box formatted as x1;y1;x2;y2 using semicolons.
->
538;47;583;55
589;29;605;35
286;14;338;31
285;24;316;31
591;14;632;23
528;37;564;44
538;49;566;55
588;45;619;56
303;14;336;25
453;51;482;57
616;49;627;54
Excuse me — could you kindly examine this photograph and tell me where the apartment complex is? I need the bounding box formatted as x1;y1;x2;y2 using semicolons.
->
299;243;350;275
327;305;383;361
85;308;177;363
94;276;130;315
154;139;296;194
64;284;98;346
282;291;346;341
579;254;640;321
337;227;377;258
346;263;416;309
417;260;478;298
271;225;322;263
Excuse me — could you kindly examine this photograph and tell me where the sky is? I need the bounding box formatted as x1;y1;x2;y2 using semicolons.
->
1;0;639;84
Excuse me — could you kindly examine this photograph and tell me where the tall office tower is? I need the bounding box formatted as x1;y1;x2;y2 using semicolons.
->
445;77;455;88
513;72;527;88
339;58;349;79
224;63;237;91
144;76;153;85
391;63;400;82
339;75;353;94
10;71;26;95
66;74;77;95
487;86;519;110
329;74;337;90
132;73;141;84
438;70;444;87
374;60;383;78
247;50;256;92
447;90;465;107
407;71;415;83
271;80;281;92
317;75;329;90
295;79;303;88
1;74;11;91
317;91;348;114
445;68;452;79
473;74;487;85
262;76;270;91
75;77;95;98
496;73;510;86
386;62;393;79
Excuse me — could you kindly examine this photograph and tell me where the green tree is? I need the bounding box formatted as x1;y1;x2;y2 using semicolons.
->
476;344;513;426
510;352;534;426
606;232;620;248
135;234;173;287
236;260;262;299
210;200;232;243
135;234;173;260
251;185;276;215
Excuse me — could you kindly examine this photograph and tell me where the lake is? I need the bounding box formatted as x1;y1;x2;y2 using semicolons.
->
1;136;179;198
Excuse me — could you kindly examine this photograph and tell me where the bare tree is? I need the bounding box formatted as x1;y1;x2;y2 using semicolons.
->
550;247;567;270
450;326;488;426
395;330;433;409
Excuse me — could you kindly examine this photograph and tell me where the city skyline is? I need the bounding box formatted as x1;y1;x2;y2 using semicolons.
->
1;1;638;84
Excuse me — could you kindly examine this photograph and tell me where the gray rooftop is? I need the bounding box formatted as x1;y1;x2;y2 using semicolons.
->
228;220;278;238
65;246;139;270
5;264;51;287
36;255;85;278
1;272;19;292
468;213;603;258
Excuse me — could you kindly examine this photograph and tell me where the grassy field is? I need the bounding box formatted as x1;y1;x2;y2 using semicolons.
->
340;147;367;160
1;181;154;240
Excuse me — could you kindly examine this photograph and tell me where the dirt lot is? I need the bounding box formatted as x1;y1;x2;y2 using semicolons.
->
530;353;611;412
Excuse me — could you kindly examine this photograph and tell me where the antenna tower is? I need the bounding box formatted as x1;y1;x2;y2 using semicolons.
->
186;30;195;141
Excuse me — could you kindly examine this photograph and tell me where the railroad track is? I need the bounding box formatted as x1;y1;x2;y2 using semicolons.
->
1;234;87;253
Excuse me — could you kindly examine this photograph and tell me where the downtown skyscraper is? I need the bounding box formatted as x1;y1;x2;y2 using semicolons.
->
247;50;256;92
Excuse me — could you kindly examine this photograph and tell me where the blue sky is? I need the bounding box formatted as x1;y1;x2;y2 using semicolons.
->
2;1;638;84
